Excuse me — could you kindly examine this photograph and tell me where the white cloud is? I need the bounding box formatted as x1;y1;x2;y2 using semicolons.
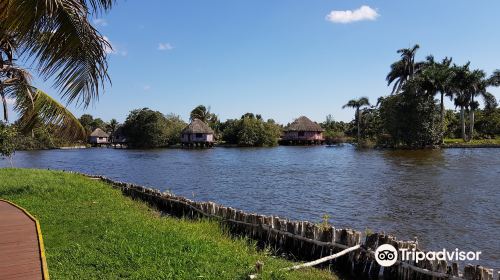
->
103;36;127;56
93;18;108;27
158;43;174;51
326;5;379;24
143;85;151;91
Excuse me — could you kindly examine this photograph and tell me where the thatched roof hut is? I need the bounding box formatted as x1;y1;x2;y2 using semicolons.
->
181;119;214;146
89;128;110;144
90;128;109;138
284;116;324;132
181;119;214;135
282;116;324;144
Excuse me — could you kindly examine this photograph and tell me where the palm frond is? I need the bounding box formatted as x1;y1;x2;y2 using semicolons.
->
1;0;112;107
483;92;498;111
342;100;357;109
84;0;115;14
342;98;370;109
1;65;35;121
488;70;500;86
358;97;370;106
16;89;86;141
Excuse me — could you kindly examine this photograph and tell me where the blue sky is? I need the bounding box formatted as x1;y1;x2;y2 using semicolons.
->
13;0;500;123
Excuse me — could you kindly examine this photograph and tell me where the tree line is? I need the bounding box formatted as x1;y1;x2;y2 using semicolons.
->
116;106;282;148
343;44;500;148
2;39;500;153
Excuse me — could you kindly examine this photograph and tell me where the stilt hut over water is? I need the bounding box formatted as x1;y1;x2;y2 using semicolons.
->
181;119;214;148
281;116;324;145
89;128;110;146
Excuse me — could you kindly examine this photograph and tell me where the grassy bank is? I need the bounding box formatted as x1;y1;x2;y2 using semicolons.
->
0;169;337;280
442;138;500;147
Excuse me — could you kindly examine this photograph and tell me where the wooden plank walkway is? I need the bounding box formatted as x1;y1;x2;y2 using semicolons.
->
0;200;49;280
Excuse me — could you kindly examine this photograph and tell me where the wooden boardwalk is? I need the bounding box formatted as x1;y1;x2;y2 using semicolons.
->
0;200;49;280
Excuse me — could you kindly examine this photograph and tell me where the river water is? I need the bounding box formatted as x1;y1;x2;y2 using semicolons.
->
1;145;499;270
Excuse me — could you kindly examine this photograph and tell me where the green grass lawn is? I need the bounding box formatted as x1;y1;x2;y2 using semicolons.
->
0;168;338;280
443;137;500;146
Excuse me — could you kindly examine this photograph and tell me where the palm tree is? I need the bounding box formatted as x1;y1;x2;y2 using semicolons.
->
418;56;455;142
466;70;500;140
190;105;217;123
342;97;370;142
453;92;469;141
0;0;113;140
386;44;424;94
450;64;473;141
448;64;498;141
107;119;119;142
466;69;487;141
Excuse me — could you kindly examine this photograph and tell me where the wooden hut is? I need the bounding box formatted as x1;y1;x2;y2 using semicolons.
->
181;119;214;148
89;128;110;146
281;116;324;145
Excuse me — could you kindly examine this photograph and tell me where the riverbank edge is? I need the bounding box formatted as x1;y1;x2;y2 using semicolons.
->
15;140;500;151
0;168;338;280
67;170;497;280
440;144;500;148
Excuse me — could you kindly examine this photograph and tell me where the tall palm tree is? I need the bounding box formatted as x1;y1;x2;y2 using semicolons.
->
466;69;487;141
453;92;469;141
449;64;498;141
450;64;473;141
386;44;424;94
0;0;114;140
466;70;500;140
418;56;455;142
342;97;370;142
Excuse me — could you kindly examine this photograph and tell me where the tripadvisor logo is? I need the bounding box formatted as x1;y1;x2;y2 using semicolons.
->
375;244;398;267
374;244;481;267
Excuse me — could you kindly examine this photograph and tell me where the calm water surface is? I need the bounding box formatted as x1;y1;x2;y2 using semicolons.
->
1;146;499;269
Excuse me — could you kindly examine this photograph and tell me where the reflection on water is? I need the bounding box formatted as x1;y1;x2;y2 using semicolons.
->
1;146;499;269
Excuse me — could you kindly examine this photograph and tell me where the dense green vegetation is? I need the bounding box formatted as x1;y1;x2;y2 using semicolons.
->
0;169;337;280
344;44;500;148
79;114;109;134
0;123;16;165
117;106;283;148
221;113;282;147
122;108;186;148
0;121;83;154
320;115;351;144
378;93;441;148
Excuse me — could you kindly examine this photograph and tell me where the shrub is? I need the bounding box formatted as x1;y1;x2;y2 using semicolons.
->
379;93;441;148
221;115;281;147
120;110;191;148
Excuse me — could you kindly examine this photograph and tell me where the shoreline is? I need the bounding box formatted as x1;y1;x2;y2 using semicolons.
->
16;143;500;151
69;170;499;279
441;144;500;148
0;169;337;280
